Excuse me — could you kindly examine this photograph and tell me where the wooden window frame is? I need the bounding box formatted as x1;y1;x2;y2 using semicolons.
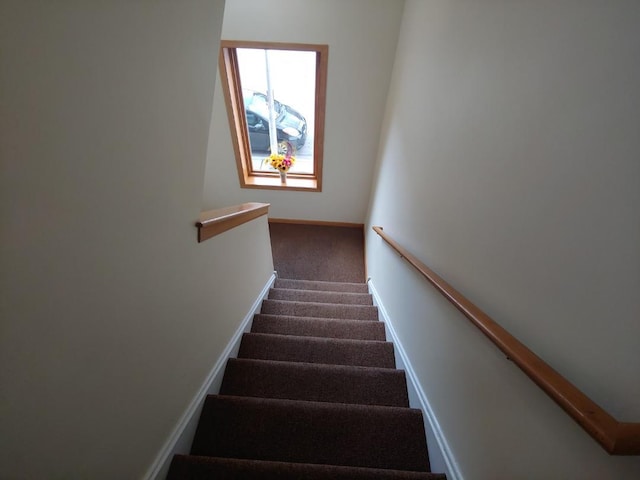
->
219;40;328;192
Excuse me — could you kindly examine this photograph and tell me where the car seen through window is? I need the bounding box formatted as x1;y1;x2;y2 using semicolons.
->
243;89;307;152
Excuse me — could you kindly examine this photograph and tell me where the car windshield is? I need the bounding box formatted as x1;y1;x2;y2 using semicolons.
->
243;91;282;118
278;107;303;129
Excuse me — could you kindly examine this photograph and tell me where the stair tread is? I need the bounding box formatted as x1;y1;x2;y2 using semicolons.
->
238;332;396;368
221;358;409;407
170;269;442;478
252;313;386;340
261;298;379;321
191;395;430;472
168;455;446;479
275;278;369;293
269;287;373;305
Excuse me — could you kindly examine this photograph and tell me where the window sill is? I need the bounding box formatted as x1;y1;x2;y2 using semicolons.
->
241;175;320;192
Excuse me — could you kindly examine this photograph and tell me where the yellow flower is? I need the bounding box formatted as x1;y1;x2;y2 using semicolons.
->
264;150;295;173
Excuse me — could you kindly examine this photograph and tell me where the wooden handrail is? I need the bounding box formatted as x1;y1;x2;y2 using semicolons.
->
372;226;640;455
196;203;269;243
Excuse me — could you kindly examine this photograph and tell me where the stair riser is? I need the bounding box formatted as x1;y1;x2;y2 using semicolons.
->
168;455;446;480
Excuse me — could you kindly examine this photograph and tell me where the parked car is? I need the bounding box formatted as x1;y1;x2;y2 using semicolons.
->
243;89;307;152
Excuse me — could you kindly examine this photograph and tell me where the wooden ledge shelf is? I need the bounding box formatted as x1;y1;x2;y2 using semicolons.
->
372;225;640;455
241;175;319;192
196;203;269;243
269;218;364;229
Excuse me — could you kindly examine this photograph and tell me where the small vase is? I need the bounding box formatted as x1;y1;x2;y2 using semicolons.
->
279;170;287;184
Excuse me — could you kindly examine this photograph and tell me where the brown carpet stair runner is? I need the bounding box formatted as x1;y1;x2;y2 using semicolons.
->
167;278;446;479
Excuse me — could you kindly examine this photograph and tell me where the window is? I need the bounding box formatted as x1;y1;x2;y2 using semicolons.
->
219;40;328;191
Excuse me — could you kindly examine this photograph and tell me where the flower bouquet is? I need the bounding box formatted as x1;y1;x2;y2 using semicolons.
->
264;141;296;182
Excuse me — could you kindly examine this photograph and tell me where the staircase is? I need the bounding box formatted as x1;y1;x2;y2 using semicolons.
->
167;278;446;479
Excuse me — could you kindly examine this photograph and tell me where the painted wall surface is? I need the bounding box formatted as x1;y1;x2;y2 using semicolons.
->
365;1;640;479
1;1;271;478
202;0;404;222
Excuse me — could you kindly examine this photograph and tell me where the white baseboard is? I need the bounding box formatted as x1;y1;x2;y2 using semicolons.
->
368;279;462;480
144;271;277;480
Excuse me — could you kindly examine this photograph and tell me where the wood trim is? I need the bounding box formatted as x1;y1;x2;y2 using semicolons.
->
218;47;250;186
241;175;318;192
196;203;269;243
312;44;328;192
372;226;640;455
220;40;326;52
269;218;364;229
219;40;327;192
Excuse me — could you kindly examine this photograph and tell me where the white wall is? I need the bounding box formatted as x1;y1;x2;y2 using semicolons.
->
366;1;640;478
0;1;273;478
202;0;404;222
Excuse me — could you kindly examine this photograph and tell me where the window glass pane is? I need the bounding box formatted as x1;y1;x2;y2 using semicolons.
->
237;48;316;175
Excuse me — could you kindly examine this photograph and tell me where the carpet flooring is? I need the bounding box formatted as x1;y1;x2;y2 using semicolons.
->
269;222;366;283
166;224;445;479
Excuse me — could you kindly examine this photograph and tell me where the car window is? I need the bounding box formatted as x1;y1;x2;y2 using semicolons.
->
250;94;268;117
246;111;260;127
250;93;283;116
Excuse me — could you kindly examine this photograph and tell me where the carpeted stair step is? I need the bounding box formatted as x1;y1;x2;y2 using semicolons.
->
238;332;395;368
220;358;409;407
275;277;369;294
168;455;447;480
268;287;373;305
169;230;445;479
261;298;378;320
190;395;430;472
251;313;386;340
